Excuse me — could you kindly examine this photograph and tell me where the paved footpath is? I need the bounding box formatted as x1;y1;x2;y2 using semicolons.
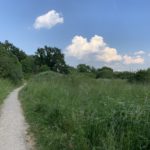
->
0;86;32;150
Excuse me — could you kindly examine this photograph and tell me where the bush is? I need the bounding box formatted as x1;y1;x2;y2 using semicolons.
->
39;65;50;72
96;67;114;79
21;56;36;74
114;71;135;80
77;64;91;73
128;69;150;83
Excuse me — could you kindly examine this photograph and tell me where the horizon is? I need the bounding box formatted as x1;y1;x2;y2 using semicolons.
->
0;0;150;71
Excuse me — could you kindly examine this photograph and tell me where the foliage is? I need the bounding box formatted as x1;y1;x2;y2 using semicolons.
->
0;45;23;83
38;65;50;72
68;66;78;74
35;46;69;74
20;71;150;150
129;69;150;83
1;39;150;84
77;64;96;74
96;66;114;79
77;64;91;72
114;71;135;80
2;40;27;62
21;56;36;74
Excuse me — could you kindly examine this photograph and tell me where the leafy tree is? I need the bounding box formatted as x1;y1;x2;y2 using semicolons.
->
96;67;114;79
114;71;135;80
77;64;91;73
90;66;97;73
129;69;150;83
35;46;69;74
2;40;27;62
0;44;23;83
21;56;36;74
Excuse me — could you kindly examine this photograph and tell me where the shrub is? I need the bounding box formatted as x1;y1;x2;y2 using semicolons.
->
128;69;150;83
114;71;135;80
96;67;114;79
77;64;91;73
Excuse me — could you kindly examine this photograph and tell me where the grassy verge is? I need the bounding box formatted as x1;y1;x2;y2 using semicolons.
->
20;71;150;150
0;79;14;105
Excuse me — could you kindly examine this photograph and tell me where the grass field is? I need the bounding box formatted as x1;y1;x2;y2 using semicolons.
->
0;79;14;105
20;71;150;150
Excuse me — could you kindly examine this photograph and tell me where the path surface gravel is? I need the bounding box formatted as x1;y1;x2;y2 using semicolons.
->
0;86;32;150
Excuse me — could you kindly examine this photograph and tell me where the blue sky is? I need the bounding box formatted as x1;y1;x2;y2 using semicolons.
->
0;0;150;70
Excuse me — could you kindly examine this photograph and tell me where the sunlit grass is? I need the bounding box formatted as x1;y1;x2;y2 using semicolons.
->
20;71;150;150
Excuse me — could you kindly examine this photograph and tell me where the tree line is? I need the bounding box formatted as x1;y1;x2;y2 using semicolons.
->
76;64;150;83
0;40;150;84
0;41;68;83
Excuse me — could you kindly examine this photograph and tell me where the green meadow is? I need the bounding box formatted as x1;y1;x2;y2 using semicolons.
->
20;71;150;150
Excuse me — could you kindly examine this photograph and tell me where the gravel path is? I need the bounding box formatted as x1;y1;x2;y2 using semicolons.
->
0;86;32;150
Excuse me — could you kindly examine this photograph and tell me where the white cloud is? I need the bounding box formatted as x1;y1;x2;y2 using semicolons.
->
123;55;144;64
65;35;145;67
134;50;145;55
65;35;122;63
96;47;122;62
34;10;64;29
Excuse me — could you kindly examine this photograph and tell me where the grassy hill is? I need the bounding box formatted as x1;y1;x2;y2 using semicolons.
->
20;71;150;150
0;79;14;104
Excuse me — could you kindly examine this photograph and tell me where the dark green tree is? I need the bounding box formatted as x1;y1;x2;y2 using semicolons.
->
96;67;114;79
129;69;150;83
77;64;91;73
21;56;36;74
114;71;135;80
0;44;23;83
35;46;69;74
3;40;27;62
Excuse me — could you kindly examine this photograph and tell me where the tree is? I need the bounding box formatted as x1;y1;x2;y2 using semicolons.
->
21;56;36;74
3;40;27;62
114;71;135;80
77;64;91;73
96;67;114;79
0;44;23;83
129;69;150;83
35;46;69;74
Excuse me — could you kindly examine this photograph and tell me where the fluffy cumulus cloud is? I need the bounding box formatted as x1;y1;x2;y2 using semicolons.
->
123;55;144;64
65;35;145;65
34;10;64;29
65;35;122;62
96;47;122;62
134;50;145;55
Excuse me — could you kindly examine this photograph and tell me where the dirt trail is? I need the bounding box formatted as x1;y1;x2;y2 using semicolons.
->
0;86;33;150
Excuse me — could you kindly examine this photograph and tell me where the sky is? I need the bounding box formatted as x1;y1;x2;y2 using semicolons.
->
0;0;150;71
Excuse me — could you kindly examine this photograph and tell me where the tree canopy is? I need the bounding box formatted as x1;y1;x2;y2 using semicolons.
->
0;44;23;83
0;40;150;84
96;67;114;79
35;46;69;74
3;41;27;62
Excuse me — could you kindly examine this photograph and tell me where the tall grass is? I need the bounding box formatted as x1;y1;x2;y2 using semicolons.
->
20;71;150;150
0;79;14;104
